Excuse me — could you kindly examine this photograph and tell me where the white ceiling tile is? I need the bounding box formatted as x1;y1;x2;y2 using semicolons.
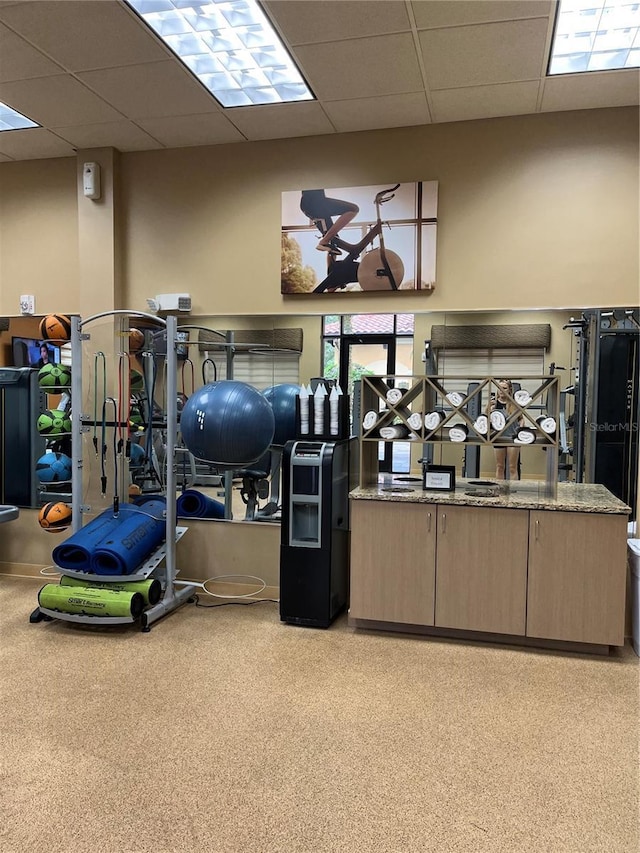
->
0;0;167;71
227;101;335;140
296;34;423;100
323;92;431;132
0;126;75;159
0;75;123;126
77;62;219;120
54;120;163;152
541;71;640;113
431;81;540;123
419;19;550;89
0;1;634;160
265;1;410;44
412;1;553;29
0;23;64;82
136;113;245;147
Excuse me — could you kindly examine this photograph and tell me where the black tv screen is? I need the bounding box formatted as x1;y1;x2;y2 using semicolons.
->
12;337;61;368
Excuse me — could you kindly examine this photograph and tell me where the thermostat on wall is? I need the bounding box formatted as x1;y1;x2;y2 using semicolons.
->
83;162;101;200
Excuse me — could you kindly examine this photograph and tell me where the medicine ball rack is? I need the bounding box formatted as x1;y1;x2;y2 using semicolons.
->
359;374;560;496
31;312;197;631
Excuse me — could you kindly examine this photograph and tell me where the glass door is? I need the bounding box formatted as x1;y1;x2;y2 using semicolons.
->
322;316;414;474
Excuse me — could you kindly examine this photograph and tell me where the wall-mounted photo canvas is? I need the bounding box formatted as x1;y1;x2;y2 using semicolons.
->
281;181;437;295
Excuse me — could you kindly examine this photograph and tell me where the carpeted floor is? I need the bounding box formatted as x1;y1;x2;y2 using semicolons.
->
1;575;638;853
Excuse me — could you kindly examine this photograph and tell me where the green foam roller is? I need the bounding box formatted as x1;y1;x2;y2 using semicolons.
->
59;575;162;606
38;583;144;619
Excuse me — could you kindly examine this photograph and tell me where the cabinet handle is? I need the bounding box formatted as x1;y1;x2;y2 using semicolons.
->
535;519;540;541
441;512;446;533
427;511;432;533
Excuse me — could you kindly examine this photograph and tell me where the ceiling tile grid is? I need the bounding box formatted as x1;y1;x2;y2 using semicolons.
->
0;0;636;161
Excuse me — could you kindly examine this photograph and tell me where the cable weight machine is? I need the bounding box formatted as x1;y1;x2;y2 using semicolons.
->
565;308;639;517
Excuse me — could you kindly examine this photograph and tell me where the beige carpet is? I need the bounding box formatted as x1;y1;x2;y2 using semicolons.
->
1;575;638;853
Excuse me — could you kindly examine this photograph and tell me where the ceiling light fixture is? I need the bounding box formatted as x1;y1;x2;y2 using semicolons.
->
0;102;39;131
124;0;314;107
549;0;640;74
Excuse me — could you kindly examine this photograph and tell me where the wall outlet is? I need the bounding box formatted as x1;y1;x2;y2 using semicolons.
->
20;295;35;315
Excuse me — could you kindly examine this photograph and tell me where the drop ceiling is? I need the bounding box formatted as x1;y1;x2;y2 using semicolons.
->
0;0;637;162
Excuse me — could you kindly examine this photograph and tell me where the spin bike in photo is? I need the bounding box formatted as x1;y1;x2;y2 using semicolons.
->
310;184;405;293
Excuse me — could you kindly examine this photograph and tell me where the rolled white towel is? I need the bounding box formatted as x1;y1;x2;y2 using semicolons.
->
362;411;378;431
536;415;556;435
386;388;404;406
514;389;532;406
379;424;410;440
490;409;506;431
449;424;469;443
473;414;488;435
446;391;464;407
407;412;423;431
424;410;445;431
514;427;536;444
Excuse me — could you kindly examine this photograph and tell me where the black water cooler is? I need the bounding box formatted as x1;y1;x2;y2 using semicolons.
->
280;439;352;628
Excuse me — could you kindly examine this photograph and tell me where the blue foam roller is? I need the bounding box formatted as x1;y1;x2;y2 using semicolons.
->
52;511;126;571
90;500;166;576
176;489;225;519
132;494;166;507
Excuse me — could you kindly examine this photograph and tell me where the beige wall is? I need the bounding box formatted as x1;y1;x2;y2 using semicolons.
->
120;107;639;316
0;158;78;315
1;108;637;317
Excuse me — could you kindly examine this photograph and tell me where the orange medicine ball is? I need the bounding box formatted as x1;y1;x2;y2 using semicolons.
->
38;501;72;532
39;314;72;342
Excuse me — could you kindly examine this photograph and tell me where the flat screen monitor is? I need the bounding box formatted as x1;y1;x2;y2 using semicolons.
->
11;337;61;368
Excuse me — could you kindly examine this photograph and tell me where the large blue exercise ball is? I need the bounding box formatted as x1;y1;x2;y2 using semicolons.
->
262;383;300;446
180;381;275;468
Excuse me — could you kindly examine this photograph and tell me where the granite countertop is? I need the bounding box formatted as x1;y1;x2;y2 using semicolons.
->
349;479;631;514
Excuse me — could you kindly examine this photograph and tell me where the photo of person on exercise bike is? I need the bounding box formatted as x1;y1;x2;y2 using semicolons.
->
299;189;360;254
281;181;438;295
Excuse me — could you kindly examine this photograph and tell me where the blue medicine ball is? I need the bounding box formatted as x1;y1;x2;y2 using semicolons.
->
36;450;72;483
129;443;145;466
180;381;275;468
262;383;300;446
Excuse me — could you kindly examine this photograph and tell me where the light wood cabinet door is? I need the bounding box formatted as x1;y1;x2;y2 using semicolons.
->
435;505;528;635
349;500;436;625
527;511;627;645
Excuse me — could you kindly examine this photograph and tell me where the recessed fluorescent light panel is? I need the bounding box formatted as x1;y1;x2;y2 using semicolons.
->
0;102;39;131
125;0;314;107
549;0;640;74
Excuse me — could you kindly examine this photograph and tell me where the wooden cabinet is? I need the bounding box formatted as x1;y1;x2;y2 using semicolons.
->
434;505;529;635
348;495;629;650
349;499;436;625
526;510;627;645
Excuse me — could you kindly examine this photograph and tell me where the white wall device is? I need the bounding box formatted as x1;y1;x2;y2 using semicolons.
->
19;295;35;315
146;293;192;313
83;162;101;200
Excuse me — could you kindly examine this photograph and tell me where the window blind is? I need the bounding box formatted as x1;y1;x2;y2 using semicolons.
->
432;347;545;406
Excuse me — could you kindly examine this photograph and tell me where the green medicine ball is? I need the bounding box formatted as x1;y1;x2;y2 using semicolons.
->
38;363;71;389
130;370;144;392
37;409;72;435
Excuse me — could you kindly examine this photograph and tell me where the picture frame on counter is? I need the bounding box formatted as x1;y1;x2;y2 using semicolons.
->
423;464;456;492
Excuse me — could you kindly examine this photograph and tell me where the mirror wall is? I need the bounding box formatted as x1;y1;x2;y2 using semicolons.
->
1;307;636;516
